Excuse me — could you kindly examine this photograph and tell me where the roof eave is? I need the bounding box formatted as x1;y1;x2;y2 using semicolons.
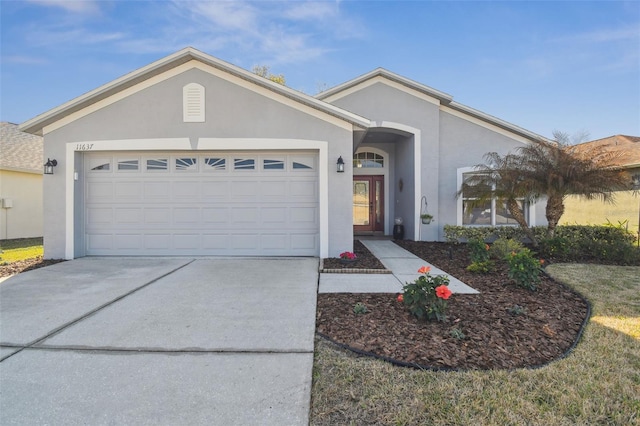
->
447;101;551;143
20;47;371;135
317;68;454;104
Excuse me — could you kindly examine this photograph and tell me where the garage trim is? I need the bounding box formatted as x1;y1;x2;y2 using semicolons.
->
65;138;329;259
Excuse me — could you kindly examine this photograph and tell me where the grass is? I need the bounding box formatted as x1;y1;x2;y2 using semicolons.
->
0;238;43;264
310;264;640;425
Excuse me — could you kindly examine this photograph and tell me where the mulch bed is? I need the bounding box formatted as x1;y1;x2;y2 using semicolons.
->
316;241;590;370
321;240;387;270
0;256;66;278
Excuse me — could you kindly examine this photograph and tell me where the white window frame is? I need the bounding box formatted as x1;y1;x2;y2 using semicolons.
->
457;167;535;226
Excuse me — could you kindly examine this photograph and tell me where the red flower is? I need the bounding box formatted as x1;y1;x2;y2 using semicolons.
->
540;259;545;265
435;285;452;300
418;266;431;274
485;244;490;251
397;294;404;303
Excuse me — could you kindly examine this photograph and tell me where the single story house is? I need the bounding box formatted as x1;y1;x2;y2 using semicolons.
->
0;122;43;240
20;47;549;260
561;135;640;230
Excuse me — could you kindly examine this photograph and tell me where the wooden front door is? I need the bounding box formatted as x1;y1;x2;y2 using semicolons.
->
353;175;384;233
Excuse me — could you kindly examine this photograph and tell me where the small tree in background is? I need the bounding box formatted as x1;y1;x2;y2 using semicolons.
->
252;65;286;85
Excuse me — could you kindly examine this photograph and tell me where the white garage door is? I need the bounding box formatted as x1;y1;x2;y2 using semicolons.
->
84;151;319;256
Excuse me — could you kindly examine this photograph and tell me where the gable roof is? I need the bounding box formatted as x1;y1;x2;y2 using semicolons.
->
0;122;43;174
20;47;371;136
572;135;640;169
317;68;549;142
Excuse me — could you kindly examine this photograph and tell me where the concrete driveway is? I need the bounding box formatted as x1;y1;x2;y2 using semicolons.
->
0;257;318;425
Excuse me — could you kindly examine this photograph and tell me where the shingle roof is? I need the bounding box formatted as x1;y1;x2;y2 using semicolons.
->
0;122;43;174
572;135;640;169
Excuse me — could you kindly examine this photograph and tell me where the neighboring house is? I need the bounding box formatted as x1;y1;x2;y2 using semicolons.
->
20;47;549;260
0;122;43;240
560;135;640;232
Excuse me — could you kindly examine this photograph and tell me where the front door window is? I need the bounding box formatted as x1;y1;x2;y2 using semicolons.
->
353;175;384;232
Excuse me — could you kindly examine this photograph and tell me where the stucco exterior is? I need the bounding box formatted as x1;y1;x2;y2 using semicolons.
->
0;122;44;240
20;48;550;259
0;170;43;239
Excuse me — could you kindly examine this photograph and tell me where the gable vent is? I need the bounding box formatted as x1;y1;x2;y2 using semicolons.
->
183;83;205;122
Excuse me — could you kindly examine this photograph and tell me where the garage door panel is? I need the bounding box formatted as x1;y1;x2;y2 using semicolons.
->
261;207;287;224
144;181;171;200
144;208;171;225
202;181;228;198
86;208;113;226
114;234;142;250
86;182;113;202
202;234;228;249
114;208;142;225
261;234;287;250
114;181;142;199
87;234;113;251
291;234;318;250
231;181;259;198
174;234;200;250
203;208;229;224
85;151;319;256
174;208;200;225
173;181;200;198
144;234;171;249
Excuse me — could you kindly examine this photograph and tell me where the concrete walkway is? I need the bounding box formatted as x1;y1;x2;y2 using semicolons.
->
0;257;317;425
319;240;478;294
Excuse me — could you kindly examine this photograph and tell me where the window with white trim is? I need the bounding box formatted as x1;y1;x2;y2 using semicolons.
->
353;152;384;168
461;172;527;226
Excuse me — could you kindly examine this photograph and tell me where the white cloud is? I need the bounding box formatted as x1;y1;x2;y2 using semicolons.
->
2;55;49;65
284;2;338;21
27;0;100;14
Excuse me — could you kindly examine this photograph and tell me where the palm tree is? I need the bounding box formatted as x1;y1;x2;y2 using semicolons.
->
516;136;630;238
458;152;539;244
459;132;631;243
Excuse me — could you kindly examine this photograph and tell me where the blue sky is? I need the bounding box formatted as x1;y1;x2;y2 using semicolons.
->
1;0;638;141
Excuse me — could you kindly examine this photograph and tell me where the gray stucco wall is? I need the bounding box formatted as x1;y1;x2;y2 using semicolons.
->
327;79;546;241
329;82;441;240
438;110;544;238
42;66;354;258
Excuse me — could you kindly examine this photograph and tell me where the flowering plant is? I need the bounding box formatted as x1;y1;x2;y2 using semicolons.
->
400;266;451;322
339;251;357;260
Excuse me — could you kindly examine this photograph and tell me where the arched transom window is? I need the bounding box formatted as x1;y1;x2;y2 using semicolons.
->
353;152;384;168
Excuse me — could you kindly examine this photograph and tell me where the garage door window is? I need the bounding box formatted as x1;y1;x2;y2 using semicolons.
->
176;157;197;171
117;159;139;171
89;158;111;171
234;158;255;170
291;156;314;170
204;157;226;171
263;159;285;170
146;159;168;171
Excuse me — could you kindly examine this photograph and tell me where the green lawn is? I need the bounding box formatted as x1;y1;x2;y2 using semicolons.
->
0;238;44;264
310;264;640;425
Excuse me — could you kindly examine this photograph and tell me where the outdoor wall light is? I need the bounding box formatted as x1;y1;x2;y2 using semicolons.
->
337;156;345;173
44;158;58;175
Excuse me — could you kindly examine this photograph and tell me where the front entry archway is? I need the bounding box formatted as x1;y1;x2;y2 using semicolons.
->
353;175;384;233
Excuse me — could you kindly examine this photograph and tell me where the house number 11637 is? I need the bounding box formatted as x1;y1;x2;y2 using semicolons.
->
76;143;94;150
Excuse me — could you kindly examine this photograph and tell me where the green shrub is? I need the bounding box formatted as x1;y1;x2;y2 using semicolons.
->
401;266;451;322
466;260;494;274
468;239;490;263
506;248;543;291
353;302;368;315
490;238;524;259
539;237;572;261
